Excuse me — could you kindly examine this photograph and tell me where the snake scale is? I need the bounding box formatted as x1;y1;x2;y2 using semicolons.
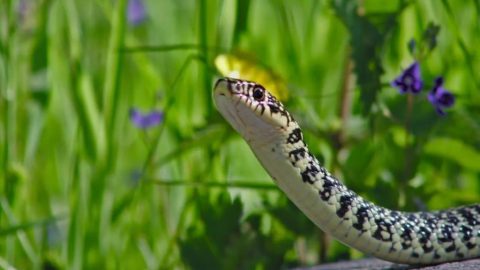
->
213;77;480;265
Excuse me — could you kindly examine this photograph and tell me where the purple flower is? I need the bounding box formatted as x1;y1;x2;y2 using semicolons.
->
428;77;455;115
17;0;28;22
128;169;143;187
127;0;147;26
391;61;423;94
129;108;163;129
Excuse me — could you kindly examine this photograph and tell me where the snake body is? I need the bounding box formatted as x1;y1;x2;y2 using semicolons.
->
213;77;480;265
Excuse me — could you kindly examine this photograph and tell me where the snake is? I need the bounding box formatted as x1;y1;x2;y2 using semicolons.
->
213;77;480;265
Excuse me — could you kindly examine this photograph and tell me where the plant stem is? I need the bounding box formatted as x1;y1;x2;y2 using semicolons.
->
152;179;278;190
104;0;127;169
401;94;414;207
337;50;354;145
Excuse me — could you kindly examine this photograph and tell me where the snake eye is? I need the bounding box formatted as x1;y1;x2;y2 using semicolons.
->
252;87;265;101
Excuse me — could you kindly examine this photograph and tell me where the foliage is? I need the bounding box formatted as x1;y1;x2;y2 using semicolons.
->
1;0;479;269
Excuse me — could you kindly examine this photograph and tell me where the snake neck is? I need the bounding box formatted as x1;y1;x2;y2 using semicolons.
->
248;124;480;264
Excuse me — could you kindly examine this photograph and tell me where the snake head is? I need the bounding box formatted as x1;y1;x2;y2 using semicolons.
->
214;77;293;144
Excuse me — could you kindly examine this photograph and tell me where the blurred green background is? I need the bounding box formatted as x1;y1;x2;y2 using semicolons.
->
1;0;480;269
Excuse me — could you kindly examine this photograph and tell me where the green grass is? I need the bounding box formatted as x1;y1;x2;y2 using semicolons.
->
1;0;480;269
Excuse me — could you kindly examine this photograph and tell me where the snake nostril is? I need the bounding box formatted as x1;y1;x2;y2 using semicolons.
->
214;78;226;89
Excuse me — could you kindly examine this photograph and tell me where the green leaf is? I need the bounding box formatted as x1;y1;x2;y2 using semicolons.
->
233;0;251;44
424;137;480;171
332;0;404;114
